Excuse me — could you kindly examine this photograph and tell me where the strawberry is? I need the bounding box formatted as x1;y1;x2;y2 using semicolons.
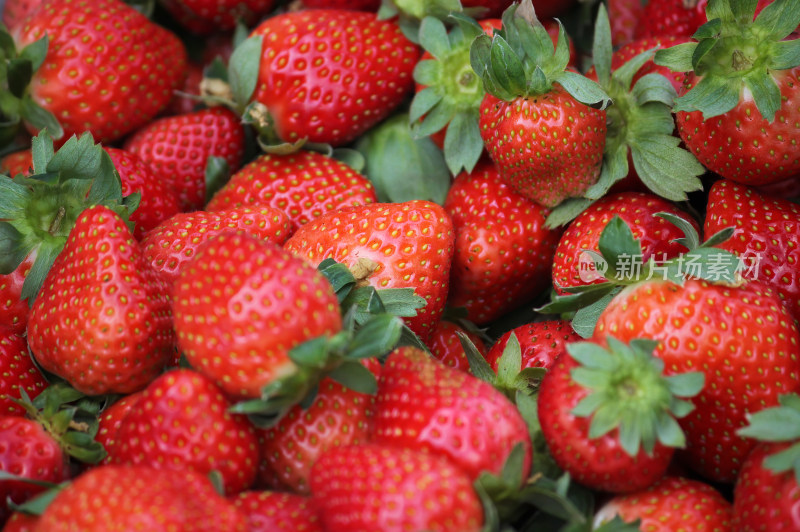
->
7;0;187;144
165;62;204;117
247;9;418;147
704;179;800;321
111;369;260;495
159;0;277;34
297;0;380;9
283;200;454;342
551;192;698;294
2;512;38;532
635;0;708;40
124;106;246;211
428;320;488;372
257;360;379;494
608;0;645;47
141;207;291;286
655;0;800;186
0;151;33;177
0;253;34;335
94;392;142;465
593;476;732;530
172;232;342;399
594;278;800;483
538;338;704;493
443;160;561;324
485;319;580;373
206;150;377;232
232;491;321;532
27;205;174;395
609;36;692;94
34;465;248;531
309;443;484;532
0;329;47;416
372;346;532;481
0;0;40;31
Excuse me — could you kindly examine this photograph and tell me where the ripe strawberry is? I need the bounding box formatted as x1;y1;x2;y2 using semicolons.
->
485;320;580;373
428;320;487;372
704;179;800;321
594;476;732;530
0;329;47;416
206;150;377;232
609;36;692;94
655;1;800;186
27;205;174;395
443;160;561;324
0;151;33;177
372;346;531;481
297;0;379;9
9;0;187;144
309;443;484;532
173;232;342;399
284;200;454;342
551;192;698;294
248;9;418;146
165;62;204;117
0;253;34;335
594;279;800;483
232;491;321;532
124;107;246;211
471;2;609;208
635;0;708;40
141;207;291;286
608;0;645;47
34;465;248;531
94;392;142;465
538;338;704;493
159;0;276;34
111;369;260;495
2;512;39;532
1;0;40;31
258;361;379;494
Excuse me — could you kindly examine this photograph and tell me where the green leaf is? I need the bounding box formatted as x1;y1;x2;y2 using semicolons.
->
0;222;28;275
288;336;330;369
459;331;496;384
489;35;527;96
571;290;618;339
674;247;740;283
664;371;705;397
0;174;30;218
327;360;378;395
409;86;443;125
743;68;781;122
536;282;618;315
46;133;101;181
597;216;642;275
552;71;611;110
632;73;677;107
704;0;733;24
21;242;62;304
20;96;63;140
7;483;67;516
584;145;628;200
419;16;451;60
762;442;800;483
228;35;263;107
655;212;701;250
448;12;486;42
613;50;657;93
413;58;439;86
413;98;456;138
19;34;48;73
496;332;522;388
673;75;741;119
86;151;123;206
30;129;54;175
346;314;402;359
630;135;705;201
738;406;800;441
771;39;800;71
730;0;759;21
753;0;800;41
7;58;32;98
204;155;230;205
653;43;697;72
443;110;483;175
545;198;595;228
469;34;492;81
591;3;613;86
700;227;734;248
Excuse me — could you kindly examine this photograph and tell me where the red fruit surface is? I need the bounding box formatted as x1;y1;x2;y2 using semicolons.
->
485;320;580;373
95;392;142;465
159;0;276;34
635;0;708;39
0;151;33;177
310;444;483;532
0;253;35;335
608;0;645;47
2;512;39;532
428;320;487;372
173;233;342;399
232;491;322;532
250;9;418;146
611;36;691;93
299;0;379;9
1;0;41;31
0;329;47;416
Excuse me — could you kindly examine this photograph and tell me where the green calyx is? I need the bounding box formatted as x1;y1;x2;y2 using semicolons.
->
738;393;800;484
0;131;138;304
654;0;800;121
568;338;704;456
469;0;610;108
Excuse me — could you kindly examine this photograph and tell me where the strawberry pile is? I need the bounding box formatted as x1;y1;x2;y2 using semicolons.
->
1;0;800;530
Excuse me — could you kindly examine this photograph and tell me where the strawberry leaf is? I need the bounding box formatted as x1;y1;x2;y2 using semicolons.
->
753;0;800;40
327;360;378;395
228;35;262;108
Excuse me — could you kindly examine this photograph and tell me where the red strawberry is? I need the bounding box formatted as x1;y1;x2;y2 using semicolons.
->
248;9;418;146
608;0;645;47
309;443;484;532
165;62;204;117
444;160;561;324
283;200;454;342
258;361;379;494
635;0;708;40
2;512;39;532
232;491;321;532
124;107;246;211
594;279;800;483
111;369;260;495
34;465;248;531
704;179;800;321
0;253;35;335
428;320;487;372
159;0;276;34
372;346;531;481
173;232;342;399
297;0;379;9
485;320;580;373
27;206;174;395
609;36;692;94
206;150;377;232
0;329;47;416
1;0;40;31
10;0;187;144
0;151;33;177
95;392;142;465
594;476;732;530
141;207;291;286
551;192;698;294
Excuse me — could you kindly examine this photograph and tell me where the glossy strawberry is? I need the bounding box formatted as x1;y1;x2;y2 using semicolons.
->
206;150;377;231
2;512;39;532
284;200;454;342
609;36;692;93
258;361;378;494
704;179;800;321
608;0;644;46
141;207;291;286
298;0;379;9
27;206;174;395
10;0;187;144
159;0;276;34
33;465;248;531
485;320;580;373
94;392;142;466
0;329;47;416
0;254;34;335
594;476;732;530
372;346;531;481
173;232;342;399
309;443;483;532
1;0;40;31
232;491;321;532
111;369;260;495
428;320;487;372
124;107;245;211
444;160;561;324
249;9;418;146
0;151;33;177
635;0;708;40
